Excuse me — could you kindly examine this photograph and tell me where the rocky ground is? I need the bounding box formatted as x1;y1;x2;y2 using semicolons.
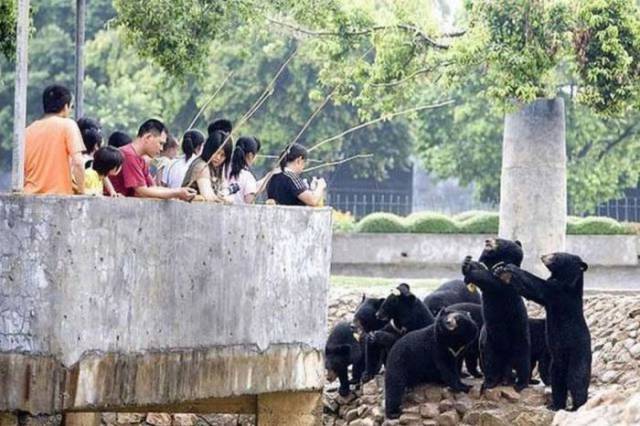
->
91;288;640;426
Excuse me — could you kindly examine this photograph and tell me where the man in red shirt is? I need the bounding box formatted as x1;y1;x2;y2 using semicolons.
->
111;119;195;200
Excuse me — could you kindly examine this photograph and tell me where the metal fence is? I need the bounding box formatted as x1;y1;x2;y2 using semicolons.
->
592;196;640;222
326;188;412;218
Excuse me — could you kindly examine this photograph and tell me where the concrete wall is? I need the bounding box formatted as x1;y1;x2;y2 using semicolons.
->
332;233;640;289
0;195;332;414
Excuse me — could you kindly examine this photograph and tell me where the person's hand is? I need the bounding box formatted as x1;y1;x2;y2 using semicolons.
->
315;177;327;191
110;192;122;198
176;187;197;201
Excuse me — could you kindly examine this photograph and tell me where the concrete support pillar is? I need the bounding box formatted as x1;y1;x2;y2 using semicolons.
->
256;391;322;426
74;0;86;119
63;413;101;426
11;0;30;192
499;98;567;275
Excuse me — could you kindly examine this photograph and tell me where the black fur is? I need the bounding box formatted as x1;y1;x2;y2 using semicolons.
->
384;307;477;419
325;321;365;396
461;238;531;392
423;279;482;316
448;302;483;378
375;283;435;333
529;318;551;385
493;252;591;410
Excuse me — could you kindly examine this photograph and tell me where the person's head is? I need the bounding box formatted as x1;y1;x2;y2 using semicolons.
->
42;84;73;116
92;146;124;177
108;131;132;148
207;118;233;135
77;117;103;154
279;143;308;173
136;119;168;158
182;129;206;161
230;136;261;179
160;134;179;159
201;130;233;169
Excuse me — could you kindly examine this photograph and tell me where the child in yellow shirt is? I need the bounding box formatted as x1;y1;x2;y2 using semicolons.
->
84;146;124;196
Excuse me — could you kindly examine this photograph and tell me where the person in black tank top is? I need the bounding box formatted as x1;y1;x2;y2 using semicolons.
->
266;143;326;206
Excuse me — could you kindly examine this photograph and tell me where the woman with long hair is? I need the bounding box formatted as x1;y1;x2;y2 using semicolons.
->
228;136;261;204
163;129;205;188
181;130;233;202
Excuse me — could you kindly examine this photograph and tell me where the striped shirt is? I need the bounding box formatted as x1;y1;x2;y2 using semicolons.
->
266;169;309;206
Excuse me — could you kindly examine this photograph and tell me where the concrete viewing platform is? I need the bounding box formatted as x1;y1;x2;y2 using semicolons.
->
0;195;332;424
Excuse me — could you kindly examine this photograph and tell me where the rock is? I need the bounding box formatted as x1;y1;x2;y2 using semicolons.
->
399;413;422;424
402;405;420;415
498;386;521;402
435;410;459;426
102;413;117;425
463;410;482;425
422;421;437;426
349;419;375;426
438;399;454;413
453;394;472;414
419;402;440;419
116;413;145;424
520;388;546;406
484;388;502;402
630;343;640;358
145;413;172;426
360;395;379;405
469;386;482;400
371;406;385;422
600;370;618;383
357;405;369;417
382;420;400;426
173;414;198;426
478;411;508;426
345;408;359;422
424;387;443;403
0;414;17;426
325;394;340;413
513;409;553;426
362;381;378;396
337;393;358;405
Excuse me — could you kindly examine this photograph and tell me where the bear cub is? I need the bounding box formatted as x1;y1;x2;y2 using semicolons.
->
325;321;365;396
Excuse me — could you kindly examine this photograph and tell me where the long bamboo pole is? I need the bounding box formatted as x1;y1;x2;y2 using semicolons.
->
187;71;235;130
11;0;30;193
74;0;86;119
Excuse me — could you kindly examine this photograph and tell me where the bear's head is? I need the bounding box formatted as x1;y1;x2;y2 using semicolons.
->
541;252;588;285
354;294;387;334
435;306;478;353
425;293;449;316
325;343;351;382
478;238;523;269
376;283;414;322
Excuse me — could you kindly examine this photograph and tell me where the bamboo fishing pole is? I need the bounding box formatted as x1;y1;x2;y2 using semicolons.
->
302;153;373;173
187;71;235;131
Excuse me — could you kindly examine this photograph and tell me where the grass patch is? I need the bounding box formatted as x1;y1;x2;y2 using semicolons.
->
331;275;441;293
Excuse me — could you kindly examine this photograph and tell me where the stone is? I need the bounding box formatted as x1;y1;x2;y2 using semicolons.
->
362;381;378;396
337;393;358;405
469;386;482;400
360;395;379;405
357;405;369;417
478;412;508;426
146;413;172;426
422;421;437;426
325;395;340;413
0;414;18;426
349;419;375;426
630;343;640;358
382;420;400;426
101;413;117;425
419;402;440;419
424;387;443;403
173;414;199;426
402;406;420;415
513;409;553;426
116;413;145;424
371;406;385;422
520;388;546;406
438;399;454;413
435;410;459;426
498;386;521;402
484;388;503;402
463;410;482;425
345;408;359;422
399;413;422;424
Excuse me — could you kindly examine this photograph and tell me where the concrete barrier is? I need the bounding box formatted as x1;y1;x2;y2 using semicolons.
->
0;195;331;423
332;233;640;289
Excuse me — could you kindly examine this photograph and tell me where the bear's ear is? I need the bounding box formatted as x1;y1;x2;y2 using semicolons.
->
397;283;411;296
580;261;588;271
515;240;523;248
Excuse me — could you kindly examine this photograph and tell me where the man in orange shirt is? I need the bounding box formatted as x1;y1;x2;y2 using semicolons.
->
24;85;86;195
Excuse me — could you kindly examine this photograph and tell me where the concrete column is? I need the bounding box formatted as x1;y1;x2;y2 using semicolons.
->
74;0;86;119
256;392;322;426
499;98;567;275
11;0;30;192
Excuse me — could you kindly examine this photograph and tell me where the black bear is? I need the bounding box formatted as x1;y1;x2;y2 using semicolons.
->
461;238;531;392
493;252;591;410
325;321;365;396
375;283;435;333
353;295;401;383
423;279;482;316
448;302;483;378
529;318;551;385
384;307;477;419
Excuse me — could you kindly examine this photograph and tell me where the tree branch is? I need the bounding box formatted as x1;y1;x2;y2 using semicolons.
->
267;17;463;50
596;121;640;161
370;62;452;87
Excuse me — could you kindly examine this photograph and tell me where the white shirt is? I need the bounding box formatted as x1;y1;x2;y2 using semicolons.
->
162;155;196;188
228;169;258;204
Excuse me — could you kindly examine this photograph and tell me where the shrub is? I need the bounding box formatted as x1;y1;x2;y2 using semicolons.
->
454;210;494;222
458;212;500;234
567;216;633;235
406;212;460;234
355;213;407;233
332;209;356;233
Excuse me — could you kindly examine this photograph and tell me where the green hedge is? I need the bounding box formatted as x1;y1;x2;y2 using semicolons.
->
350;211;637;235
354;212;407;233
406;212;460;233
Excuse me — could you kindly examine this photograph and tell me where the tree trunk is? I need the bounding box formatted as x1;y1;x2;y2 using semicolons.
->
499;98;566;275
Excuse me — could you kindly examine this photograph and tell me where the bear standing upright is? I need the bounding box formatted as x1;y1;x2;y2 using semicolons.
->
461;238;530;392
493;252;591;411
384;307;477;419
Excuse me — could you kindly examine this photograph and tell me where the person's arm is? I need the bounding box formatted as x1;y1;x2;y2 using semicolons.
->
194;166;224;202
134;185;195;200
297;178;326;207
103;177;120;197
243;171;258;204
71;152;85;194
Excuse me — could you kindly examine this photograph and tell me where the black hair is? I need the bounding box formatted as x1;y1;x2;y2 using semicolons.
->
137;119;167;138
42;84;73;114
279;143;308;171
201;130;233;168
108;131;132;148
230;136;261;179
92;146;124;177
182;129;205;161
207;118;233;135
77;117;102;154
162;133;179;153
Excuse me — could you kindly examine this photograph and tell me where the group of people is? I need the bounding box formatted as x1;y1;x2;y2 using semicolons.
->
22;84;327;207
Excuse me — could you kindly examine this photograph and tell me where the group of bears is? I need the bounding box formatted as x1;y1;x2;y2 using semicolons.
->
325;238;592;419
